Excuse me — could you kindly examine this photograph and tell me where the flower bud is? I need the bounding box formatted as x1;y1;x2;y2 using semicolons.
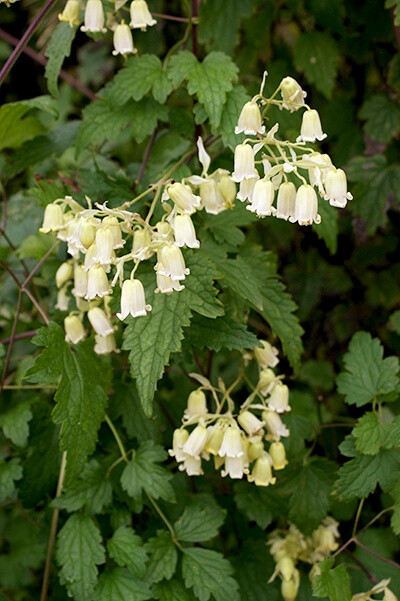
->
248;439;264;462
184;389;207;420
262;410;290;441
182;425;208;460
280;76;306;112
154;221;173;242
58;0;80;26
199;180;226;215
94;333;117;355
235;101;265;135
167;182;201;214
293;184;321;226
169;428;189;462
218;174;237;205
231;144;258;182
218;427;244;458
117;278;152;320
204;423;225;456
132;228;152;259
312;525;338;553
113;23;137;56
238;411;264;436
258;368;276;396
297;109;326;142
281;576;299;601
88;307;114;336
40;203;64;233
246;178;276;217
269;441;288;470
324;168;352;208
276;182;296;221
173;215;200;248
72;265;88;298
159;244;190;281
254;340;279;369
85;265;111;300
81;0;106;32
278;556;295;581
129;0;157;30
64;314;85;344
248;452;276;486
268;381;290;413
56;262;73;288
79;220;96;249
56;287;70;311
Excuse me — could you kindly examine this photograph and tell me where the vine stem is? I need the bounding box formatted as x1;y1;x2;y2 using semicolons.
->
40;451;67;601
147;494;185;552
0;0;59;86
104;413;129;462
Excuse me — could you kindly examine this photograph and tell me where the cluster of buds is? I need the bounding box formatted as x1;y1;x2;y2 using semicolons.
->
350;580;398;601
268;518;340;601
231;74;352;224
58;0;156;56
168;340;291;484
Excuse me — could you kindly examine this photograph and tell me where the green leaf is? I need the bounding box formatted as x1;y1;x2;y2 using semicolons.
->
204;202;257;248
219;86;251;148
18;232;56;261
0;402;32;447
312;199;338;254
144;531;178;583
108;55;172;105
120;441;175;502
294;31;340;98
353;412;386;455
57;513;105;601
389;309;400;334
129;98;169;143
154;579;197;601
233;482;275;529
107;527;148;578
198;0;254;53
26;322;109;481
359;94;400;143
53;460;112;513
0;96;58;151
312;558;351;601
0;458;23;502
45;22;77;97
174;503;226;542
96;568;152;601
168;51;238;127
298;360;335;391
185;314;259;352
335;450;400;501
336;331;400;407
182;547;239;601
391;502;400;535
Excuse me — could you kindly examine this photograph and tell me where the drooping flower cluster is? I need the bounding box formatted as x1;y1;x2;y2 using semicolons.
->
168;341;292;485
231;74;352;224
58;0;157;56
350;580;398;601
268;518;340;601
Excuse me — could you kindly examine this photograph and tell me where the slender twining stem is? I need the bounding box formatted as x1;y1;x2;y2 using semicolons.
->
40;451;67;601
0;329;37;345
2;384;57;390
147;494;185;552
191;0;199;55
137;128;158;184
152;12;191;23
352;498;365;537
0;0;59;86
0;291;22;393
104;413;129;462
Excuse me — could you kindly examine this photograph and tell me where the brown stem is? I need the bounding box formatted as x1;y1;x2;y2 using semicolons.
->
0;330;37;345
137;128;158;184
0;291;22;393
354;538;400;570
191;0;199;55
391;8;400;56
0;27;97;100
343;548;378;584
152;12;191;23
0;0;59;86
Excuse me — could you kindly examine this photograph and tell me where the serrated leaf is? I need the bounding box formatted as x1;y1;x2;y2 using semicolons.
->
168;51;238;127
204;201;257;247
108;55;172;105
294;31;340;98
336;331;400;407
56;513;105;601
182;547;239;601
45;22;77;97
312;558;351;601
96;567;152;601
53;460;112;513
174;503;226;542
233;482;274;529
335;450;400;501
185;314;259;352
312;199;338;254
359;94;400;143
145;531;178;583
0;458;23;502
154;579;197;601
26;322;109;481
107;527;148;578
120;441;174;502
353;412;386;455
0;402;32;447
0;96;58;151
198;0;254;53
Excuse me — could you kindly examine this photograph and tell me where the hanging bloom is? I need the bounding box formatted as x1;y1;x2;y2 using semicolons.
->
85;265;111;300
254;340;279;369
293;184;321;226
248;438;264;462
323;168;352;208
269;441;288;470
132;228;152;259
218;427;244;458
94;228;114;265
218;174;237;206
204;423;225;456
83;243;98;271
81;0;106;32
158;244;190;281
237;176;259;202
184;389;208;420
297;109;327;142
87;307;114;336
129;0;157;30
56;262;73;288
248;453;276;486
179;455;203;476
231;144;258;182
235;101;265;135
117;278;152;320
64;314;85;344
102;216;125;249
182;425;208;459
222;456;247;479
258;368;277;396
238;411;264;436
268;382;290;413
155;272;184;294
173;215;200;248
276;181;296;221
39;203;64;233
280;76;307;112
169;428;189;462
246;178;276;217
56;286;70;311
80;220;97;250
199;180;226;215
281;571;300;601
312;524;339;554
58;0;80;26
154;221;174;243
72;265;88;298
262;410;290;441
94;333;117;355
113;22;137;56
166;182;201;214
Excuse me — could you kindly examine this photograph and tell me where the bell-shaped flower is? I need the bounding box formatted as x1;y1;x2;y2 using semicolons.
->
178;455;203;476
102;216;125;249
184;389;207;420
231;143;258;182
218;427;244;458
94;228;114;265
132;228;152;260
248;452;276;486
154;221;174;243
235;101;265;135
293;184;321;226
246;178;276;217
85;265;111;300
64;314;85;344
56;286;70;311
81;0;106;32
254;340;279;368
56;262;73;288
40;203;64;233
83;243;98;271
262;410;290;441
87;307;114;336
129;0;157;30
169;428;189;462
94;332;118;355
268;381;290;413
199;180;226;215
238;410;264;436
248;438;264;462
281;573;300;601
155;272;184;294
72;265;88;298
173;215;200;248
218;174;237;206
182;425;208;460
204;423;225;456
324;168;352;208
166;182;201;214
276;181;296;221
58;0;80;26
117;278;152;320
258;368;277;396
237;176;259;202
297;109;327;142
158;244;190;281
112;22;137;56
269;441;288;470
221;456;248;479
280;76;307;112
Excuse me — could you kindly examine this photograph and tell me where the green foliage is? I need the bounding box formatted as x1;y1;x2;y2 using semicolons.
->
312;558;352;601
108;55;173;104
53;460;112;513
0;401;32;446
107;527;148;577
182;548;240;601
335;450;400;501
0;458;23;502
174;502;226;542
144;531;178;583
96;568;152;601
294;32;340;97
359;94;400;142
45;22;77;97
